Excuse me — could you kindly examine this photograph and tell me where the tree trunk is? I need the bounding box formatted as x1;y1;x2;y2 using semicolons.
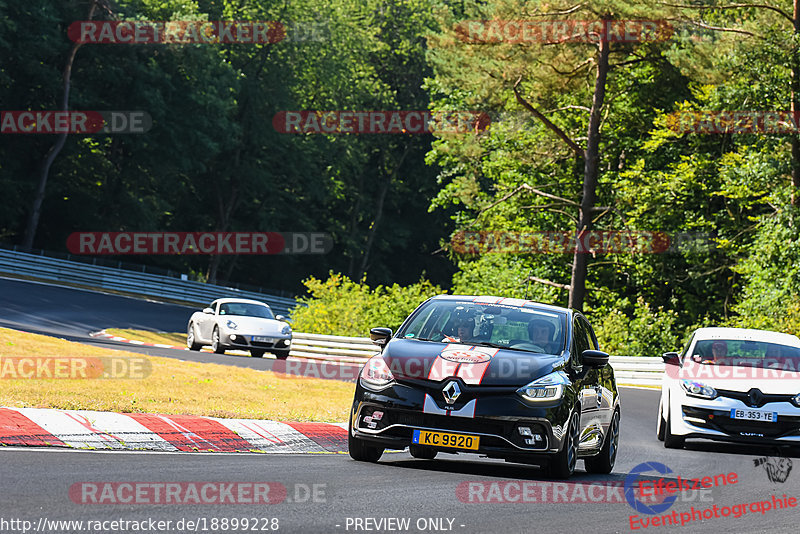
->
21;1;97;250
568;35;610;310
792;0;800;206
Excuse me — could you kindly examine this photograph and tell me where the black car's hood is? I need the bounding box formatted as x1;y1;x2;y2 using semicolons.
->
382;338;565;387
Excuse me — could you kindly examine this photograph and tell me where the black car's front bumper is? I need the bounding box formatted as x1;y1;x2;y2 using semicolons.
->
351;379;577;463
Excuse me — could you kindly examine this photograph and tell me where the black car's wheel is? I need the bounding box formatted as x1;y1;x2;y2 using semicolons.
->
663;409;685;449
409;445;438;460
546;410;580;479
271;349;290;360
186;323;202;351
211;327;226;354
250;349;266;358
585;409;620;474
348;417;384;463
657;398;666;441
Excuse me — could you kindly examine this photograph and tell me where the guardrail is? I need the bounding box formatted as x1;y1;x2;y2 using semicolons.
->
288;333;664;386
0;247;298;316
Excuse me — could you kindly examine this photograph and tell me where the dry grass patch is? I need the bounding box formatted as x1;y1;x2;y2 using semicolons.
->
0;327;353;421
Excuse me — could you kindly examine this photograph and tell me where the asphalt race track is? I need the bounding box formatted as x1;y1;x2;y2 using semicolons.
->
1;387;797;533
1;277;799;533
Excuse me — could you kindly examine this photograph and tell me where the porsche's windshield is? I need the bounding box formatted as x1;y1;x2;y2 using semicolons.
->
398;299;567;355
218;302;275;319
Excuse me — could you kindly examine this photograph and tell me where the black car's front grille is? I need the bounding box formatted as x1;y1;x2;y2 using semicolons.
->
683;406;800;438
358;406;549;450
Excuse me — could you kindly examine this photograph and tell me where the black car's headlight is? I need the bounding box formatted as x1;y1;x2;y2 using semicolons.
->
517;371;568;403
359;355;395;390
680;379;717;400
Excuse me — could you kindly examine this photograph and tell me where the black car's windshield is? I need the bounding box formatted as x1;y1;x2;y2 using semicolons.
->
398;298;567;355
218;302;274;319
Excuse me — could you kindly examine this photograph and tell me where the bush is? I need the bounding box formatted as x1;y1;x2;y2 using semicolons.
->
594;297;682;357
289;273;443;337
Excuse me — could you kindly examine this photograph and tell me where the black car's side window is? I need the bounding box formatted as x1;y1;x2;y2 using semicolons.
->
580;317;599;351
573;318;590;356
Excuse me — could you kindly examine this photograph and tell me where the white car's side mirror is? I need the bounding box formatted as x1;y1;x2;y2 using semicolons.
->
203;307;214;314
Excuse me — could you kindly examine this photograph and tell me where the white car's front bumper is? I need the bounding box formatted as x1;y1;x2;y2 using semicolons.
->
665;385;800;445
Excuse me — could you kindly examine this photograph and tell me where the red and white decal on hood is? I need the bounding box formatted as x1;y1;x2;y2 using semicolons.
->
427;344;498;385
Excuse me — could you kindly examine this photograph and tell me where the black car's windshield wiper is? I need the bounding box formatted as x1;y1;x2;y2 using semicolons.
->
470;341;541;353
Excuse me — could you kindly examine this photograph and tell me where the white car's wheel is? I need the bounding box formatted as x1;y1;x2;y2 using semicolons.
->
663;408;685;449
186;323;202;351
657;396;666;441
211;326;226;354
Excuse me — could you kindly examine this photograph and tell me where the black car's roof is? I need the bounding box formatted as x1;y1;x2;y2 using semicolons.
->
430;294;571;315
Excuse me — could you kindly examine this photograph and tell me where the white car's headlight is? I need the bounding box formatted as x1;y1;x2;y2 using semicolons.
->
517;371;568;402
226;320;238;330
281;324;291;335
681;379;717;399
359;355;395;390
792;393;800;407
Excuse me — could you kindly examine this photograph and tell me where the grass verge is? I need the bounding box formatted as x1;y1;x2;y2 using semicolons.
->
0;327;352;421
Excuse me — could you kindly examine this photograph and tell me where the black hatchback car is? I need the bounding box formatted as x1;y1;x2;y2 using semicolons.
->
348;295;620;478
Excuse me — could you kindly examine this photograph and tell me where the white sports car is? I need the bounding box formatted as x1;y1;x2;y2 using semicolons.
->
186;298;292;359
657;327;800;449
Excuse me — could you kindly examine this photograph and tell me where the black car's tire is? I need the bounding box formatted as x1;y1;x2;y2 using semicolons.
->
657;399;666;442
664;410;685;449
409;445;438;460
250;349;266;358
585;409;620;474
186;323;202;351
211;327;226;354
271;350;290;360
546;410;580;479
348;420;384;463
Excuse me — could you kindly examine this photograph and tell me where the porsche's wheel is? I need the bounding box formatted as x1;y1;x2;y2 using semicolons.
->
271;350;290;360
250;349;266;358
409;445;438;460
657;398;666;442
546;410;579;479
211;327;226;354
186;323;202;351
664;409;685;449
348;418;383;463
585;409;619;474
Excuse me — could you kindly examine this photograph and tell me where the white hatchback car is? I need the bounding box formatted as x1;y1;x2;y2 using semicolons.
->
186;298;292;359
658;327;800;450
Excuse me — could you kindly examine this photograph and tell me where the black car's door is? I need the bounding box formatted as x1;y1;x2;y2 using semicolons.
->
572;315;605;452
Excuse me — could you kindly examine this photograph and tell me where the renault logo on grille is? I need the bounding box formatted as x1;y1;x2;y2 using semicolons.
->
442;381;461;405
747;388;765;407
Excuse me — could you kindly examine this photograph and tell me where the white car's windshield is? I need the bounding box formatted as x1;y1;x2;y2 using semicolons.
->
398;299;567;354
218;302;274;319
690;339;800;368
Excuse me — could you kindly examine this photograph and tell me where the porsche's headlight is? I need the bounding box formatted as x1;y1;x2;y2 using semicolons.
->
681;379;717;399
281;324;291;335
359;355;395;390
517;371;568;402
792;393;800;407
226;320;238;330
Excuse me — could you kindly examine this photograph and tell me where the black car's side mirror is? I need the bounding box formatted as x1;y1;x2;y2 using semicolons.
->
582;349;610;368
370;327;393;350
662;352;680;365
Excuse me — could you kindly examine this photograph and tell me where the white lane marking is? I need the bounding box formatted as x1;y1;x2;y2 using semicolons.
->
210;418;328;453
